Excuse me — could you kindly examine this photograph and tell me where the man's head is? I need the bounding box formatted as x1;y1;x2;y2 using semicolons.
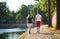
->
37;10;40;14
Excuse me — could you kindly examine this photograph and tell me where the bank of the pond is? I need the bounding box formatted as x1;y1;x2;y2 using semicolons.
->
18;32;27;39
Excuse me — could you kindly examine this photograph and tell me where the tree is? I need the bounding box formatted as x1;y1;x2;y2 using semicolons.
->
16;4;30;20
16;13;22;20
50;0;56;15
0;2;9;19
57;0;60;29
8;11;16;20
20;5;30;19
48;0;52;27
30;7;37;18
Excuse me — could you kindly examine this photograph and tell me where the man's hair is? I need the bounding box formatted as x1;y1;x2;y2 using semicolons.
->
37;11;40;14
37;9;40;14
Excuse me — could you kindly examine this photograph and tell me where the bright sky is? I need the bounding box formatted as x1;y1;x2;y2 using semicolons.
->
0;0;35;12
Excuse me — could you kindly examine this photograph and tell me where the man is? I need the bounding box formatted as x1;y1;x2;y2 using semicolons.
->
35;11;42;33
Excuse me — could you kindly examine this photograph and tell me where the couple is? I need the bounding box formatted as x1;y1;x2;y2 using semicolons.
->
27;12;42;34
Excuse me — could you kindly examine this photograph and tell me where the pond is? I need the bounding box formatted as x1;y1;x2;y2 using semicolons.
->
0;28;27;39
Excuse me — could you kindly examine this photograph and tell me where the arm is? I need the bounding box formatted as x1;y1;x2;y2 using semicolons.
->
32;19;34;23
27;20;28;24
26;17;28;24
40;16;42;24
35;17;36;26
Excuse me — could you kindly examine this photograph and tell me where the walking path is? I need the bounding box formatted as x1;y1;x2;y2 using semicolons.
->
18;25;60;39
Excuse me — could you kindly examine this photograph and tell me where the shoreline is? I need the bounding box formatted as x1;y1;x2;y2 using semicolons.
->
18;32;27;39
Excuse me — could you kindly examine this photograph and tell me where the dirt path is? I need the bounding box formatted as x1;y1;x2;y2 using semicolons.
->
18;25;60;39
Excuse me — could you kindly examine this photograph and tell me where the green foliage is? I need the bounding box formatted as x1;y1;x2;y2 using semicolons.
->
16;4;30;20
7;11;16;20
34;1;40;9
20;5;30;18
39;0;47;11
16;13;22;20
30;7;37;18
0;2;9;18
50;0;56;16
35;0;56;15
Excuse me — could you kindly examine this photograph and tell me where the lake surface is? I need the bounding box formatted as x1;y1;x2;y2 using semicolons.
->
0;28;27;39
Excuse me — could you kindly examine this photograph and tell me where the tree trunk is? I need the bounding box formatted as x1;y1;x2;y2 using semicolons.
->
56;0;60;29
48;0;52;27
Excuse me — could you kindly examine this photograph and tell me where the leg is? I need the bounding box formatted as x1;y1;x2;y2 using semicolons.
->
37;27;38;32
29;26;32;34
37;21;40;33
36;21;38;32
37;27;39;32
38;27;40;32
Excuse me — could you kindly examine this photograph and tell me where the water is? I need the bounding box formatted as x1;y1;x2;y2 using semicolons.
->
0;28;27;39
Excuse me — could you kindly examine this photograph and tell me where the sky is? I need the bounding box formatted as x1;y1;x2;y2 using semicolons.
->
0;0;35;12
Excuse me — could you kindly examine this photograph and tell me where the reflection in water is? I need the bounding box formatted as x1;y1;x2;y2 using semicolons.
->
0;28;27;39
0;31;25;39
7;33;18;39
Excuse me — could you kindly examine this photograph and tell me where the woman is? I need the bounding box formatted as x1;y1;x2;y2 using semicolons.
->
27;14;33;34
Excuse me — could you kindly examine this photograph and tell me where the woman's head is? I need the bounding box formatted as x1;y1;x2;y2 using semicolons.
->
27;14;32;18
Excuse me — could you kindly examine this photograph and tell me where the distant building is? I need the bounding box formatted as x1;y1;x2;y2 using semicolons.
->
28;5;34;10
